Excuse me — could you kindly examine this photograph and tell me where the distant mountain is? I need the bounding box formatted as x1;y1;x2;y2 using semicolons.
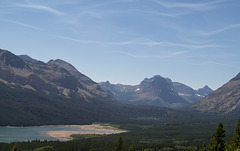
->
100;76;213;108
136;75;189;108
192;72;240;113
196;85;213;97
101;75;190;108
173;83;213;103
99;81;137;104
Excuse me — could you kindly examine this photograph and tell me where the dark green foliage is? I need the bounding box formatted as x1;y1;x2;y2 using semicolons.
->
70;134;103;140
0;117;239;151
231;119;240;150
11;143;19;151
128;145;134;151
113;136;123;151
33;145;53;151
207;123;225;151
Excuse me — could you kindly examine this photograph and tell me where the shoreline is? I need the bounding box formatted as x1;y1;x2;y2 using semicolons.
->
46;124;127;141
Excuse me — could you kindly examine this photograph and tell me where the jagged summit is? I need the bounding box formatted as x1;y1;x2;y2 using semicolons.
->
100;75;213;108
101;75;193;108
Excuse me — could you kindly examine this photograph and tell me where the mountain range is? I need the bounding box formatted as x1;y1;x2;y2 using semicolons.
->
0;49;196;126
0;48;239;126
100;76;213;108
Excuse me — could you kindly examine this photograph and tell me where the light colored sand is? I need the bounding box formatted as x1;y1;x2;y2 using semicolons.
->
47;131;111;141
46;124;127;141
70;124;127;133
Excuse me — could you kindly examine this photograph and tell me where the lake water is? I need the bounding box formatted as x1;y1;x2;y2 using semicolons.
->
0;125;111;143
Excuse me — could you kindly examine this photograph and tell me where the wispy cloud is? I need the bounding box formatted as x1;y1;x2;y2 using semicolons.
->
57;36;104;45
112;51;171;59
112;50;191;59
0;19;43;30
170;50;191;55
58;36;222;49
198;24;240;36
139;10;186;17
14;3;65;16
151;0;226;10
202;61;228;66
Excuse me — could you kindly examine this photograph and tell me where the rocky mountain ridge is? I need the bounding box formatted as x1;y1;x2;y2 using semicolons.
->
0;49;112;102
192;72;240;113
100;75;213;108
173;82;213;103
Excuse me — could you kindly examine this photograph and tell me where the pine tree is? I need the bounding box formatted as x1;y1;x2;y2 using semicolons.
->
231;119;240;150
11;143;19;151
208;122;225;151
128;145;134;151
113;136;123;151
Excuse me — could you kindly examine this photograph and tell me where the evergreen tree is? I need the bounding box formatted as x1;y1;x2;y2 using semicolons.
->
113;136;123;151
128;145;134;151
11;143;19;151
207;123;225;151
231;119;240;150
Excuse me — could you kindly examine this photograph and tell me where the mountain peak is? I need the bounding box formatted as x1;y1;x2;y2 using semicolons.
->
48;59;95;85
202;85;212;91
18;55;38;63
0;49;27;69
196;85;213;97
230;72;240;81
48;59;75;69
106;81;111;85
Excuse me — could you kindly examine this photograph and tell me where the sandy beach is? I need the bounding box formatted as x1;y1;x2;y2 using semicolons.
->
46;124;127;141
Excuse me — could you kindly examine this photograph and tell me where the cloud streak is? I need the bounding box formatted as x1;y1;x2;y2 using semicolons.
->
58;36;222;49
198;24;240;36
137;10;186;17
112;51;171;59
0;20;43;30
14;3;65;16
151;0;226;10
202;61;228;66
112;50;191;59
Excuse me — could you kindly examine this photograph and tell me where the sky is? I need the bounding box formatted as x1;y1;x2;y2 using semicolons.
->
0;0;240;90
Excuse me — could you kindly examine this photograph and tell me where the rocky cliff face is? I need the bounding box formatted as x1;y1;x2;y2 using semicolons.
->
192;72;240;113
135;75;189;108
48;59;112;99
0;49;113;102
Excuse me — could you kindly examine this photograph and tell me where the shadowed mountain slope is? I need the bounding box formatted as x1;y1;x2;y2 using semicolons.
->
192;72;240;113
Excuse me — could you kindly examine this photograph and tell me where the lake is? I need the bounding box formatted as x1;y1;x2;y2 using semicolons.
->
0;125;112;143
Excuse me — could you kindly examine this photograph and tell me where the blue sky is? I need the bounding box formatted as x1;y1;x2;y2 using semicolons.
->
0;0;240;90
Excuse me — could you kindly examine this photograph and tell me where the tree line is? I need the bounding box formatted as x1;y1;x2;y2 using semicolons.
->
2;119;240;151
201;119;240;151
